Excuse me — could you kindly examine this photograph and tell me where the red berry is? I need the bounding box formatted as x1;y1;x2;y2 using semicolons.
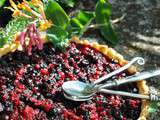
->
18;68;25;75
49;63;55;69
100;111;106;116
96;100;103;105
43;102;53;112
129;99;137;108
69;74;75;80
32;87;38;93
122;116;127;120
35;64;40;69
58;71;65;80
17;84;25;90
97;106;103;111
2;94;8;100
40;68;49;75
22;106;35;120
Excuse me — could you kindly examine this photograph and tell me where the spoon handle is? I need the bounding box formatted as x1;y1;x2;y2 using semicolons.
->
98;69;160;89
100;89;149;99
93;57;145;85
99;89;160;101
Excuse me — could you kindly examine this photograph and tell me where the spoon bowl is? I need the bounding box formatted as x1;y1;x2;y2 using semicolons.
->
62;81;95;98
63;92;93;101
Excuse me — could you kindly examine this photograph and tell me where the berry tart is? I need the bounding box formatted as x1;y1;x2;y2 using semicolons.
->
0;36;149;120
0;0;149;120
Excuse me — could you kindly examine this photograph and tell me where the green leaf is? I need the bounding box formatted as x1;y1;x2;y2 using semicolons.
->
45;0;70;29
148;102;158;113
0;0;6;7
70;10;95;36
95;0;118;45
47;26;68;49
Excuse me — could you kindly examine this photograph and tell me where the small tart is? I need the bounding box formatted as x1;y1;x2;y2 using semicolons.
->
0;36;149;120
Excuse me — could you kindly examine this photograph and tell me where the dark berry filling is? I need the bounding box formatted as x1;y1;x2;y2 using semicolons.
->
0;42;141;120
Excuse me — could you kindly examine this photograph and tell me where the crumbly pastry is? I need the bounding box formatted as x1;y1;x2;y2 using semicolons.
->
0;36;149;120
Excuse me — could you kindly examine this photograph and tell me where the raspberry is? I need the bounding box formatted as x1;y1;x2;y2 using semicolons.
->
35;64;40;69
22;106;35;120
129;99;138;108
18;68;25;75
58;71;65;80
40;68;49;75
48;63;55;69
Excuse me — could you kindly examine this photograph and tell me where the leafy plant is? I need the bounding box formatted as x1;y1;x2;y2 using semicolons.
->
70;10;95;36
0;0;118;50
0;17;30;47
45;0;96;48
45;0;118;49
47;26;69;49
95;0;118;45
45;0;70;48
45;0;70;29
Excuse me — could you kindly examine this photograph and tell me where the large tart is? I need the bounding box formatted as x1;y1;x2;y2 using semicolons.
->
0;36;149;120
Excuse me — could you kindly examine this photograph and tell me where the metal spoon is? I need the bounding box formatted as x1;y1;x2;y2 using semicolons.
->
62;57;144;96
62;69;160;101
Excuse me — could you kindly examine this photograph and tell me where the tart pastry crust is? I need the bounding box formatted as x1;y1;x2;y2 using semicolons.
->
0;36;149;120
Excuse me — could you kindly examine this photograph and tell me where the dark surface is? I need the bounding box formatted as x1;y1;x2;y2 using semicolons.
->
0;0;12;27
